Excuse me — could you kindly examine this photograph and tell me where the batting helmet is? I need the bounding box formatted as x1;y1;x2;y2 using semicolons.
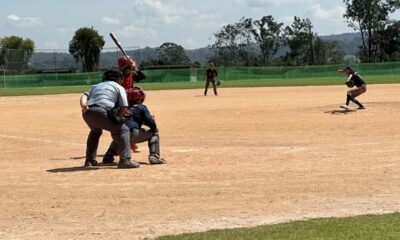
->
117;55;135;70
127;87;146;106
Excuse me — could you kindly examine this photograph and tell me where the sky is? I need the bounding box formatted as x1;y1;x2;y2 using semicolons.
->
1;0;399;50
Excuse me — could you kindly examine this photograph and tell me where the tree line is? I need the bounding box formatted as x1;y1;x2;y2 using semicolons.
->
1;0;399;72
210;0;400;66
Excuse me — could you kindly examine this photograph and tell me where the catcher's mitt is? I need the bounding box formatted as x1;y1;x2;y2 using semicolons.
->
346;80;354;88
216;80;221;86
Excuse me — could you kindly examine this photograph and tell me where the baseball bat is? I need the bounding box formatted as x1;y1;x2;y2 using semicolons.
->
109;32;130;59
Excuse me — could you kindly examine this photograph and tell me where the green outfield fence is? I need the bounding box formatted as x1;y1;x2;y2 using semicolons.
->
1;62;399;88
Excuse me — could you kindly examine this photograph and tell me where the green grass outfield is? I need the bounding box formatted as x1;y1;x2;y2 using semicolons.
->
156;213;400;240
0;75;399;96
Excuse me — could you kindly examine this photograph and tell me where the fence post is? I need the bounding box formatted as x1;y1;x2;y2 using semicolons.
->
190;67;197;82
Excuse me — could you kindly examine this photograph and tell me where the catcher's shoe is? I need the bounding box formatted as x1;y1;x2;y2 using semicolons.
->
84;160;98;167
102;151;115;165
340;105;350;110
149;155;167;164
117;159;140;169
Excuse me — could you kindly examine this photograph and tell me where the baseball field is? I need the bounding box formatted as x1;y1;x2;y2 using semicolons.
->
1;84;400;239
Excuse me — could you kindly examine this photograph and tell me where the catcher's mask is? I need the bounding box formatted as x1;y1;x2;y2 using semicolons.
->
117;55;134;70
127;87;146;106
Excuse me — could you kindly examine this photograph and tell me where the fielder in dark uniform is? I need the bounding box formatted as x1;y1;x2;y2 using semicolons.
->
204;63;218;96
80;68;139;168
338;67;367;110
102;87;166;165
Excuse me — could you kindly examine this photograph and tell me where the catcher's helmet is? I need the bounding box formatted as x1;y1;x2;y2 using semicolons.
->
127;87;146;106
117;55;135;70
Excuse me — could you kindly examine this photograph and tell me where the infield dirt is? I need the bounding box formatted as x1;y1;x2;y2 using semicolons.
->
1;85;400;239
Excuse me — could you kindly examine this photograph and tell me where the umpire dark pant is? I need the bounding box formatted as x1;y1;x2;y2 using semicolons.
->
82;106;131;162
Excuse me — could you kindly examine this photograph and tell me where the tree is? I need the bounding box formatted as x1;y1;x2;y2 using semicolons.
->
313;38;345;64
156;42;190;65
69;27;105;72
0;35;35;71
373;20;400;61
211;17;257;66
343;0;400;62
212;22;241;66
284;16;316;65
251;15;284;65
236;17;258;66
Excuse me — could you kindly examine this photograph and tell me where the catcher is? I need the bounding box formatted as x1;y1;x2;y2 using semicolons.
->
102;87;167;165
204;63;219;96
338;66;367;110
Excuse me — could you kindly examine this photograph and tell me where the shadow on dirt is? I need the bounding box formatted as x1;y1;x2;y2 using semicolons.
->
47;160;150;173
325;109;357;115
47;166;100;173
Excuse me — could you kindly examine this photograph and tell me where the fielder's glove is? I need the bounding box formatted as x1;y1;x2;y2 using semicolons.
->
346;80;354;88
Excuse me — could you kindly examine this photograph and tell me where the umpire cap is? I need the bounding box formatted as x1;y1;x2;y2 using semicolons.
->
102;67;123;82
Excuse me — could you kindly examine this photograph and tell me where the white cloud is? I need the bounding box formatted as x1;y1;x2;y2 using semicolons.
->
132;0;200;25
102;17;121;25
184;37;200;49
43;41;59;49
280;14;295;26
116;25;158;39
55;27;73;34
6;14;41;27
246;0;316;7
7;14;19;21
307;4;345;21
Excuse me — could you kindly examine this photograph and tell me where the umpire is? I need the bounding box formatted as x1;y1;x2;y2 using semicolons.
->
80;67;139;168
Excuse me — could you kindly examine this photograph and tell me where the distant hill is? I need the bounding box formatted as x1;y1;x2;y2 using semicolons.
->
320;32;361;55
29;32;362;70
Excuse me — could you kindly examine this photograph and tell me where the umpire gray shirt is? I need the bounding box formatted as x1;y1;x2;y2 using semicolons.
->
85;81;128;110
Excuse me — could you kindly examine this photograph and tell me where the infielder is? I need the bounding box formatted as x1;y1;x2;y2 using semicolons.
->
338;66;367;110
204;63;219;96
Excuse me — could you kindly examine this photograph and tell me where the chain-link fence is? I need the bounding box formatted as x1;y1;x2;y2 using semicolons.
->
1;62;399;88
0;47;139;74
0;47;399;88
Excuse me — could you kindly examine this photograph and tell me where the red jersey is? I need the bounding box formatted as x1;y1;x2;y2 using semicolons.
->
122;74;134;90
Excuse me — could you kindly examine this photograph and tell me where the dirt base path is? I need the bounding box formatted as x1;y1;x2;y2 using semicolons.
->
1;85;400;239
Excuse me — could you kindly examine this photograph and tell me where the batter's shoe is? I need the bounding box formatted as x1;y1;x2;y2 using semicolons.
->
340;105;350;110
117;159;140;169
130;143;141;153
149;155;167;164
358;105;365;110
84;160;98;167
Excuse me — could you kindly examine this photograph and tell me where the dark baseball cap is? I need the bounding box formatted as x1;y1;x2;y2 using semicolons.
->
102;67;123;82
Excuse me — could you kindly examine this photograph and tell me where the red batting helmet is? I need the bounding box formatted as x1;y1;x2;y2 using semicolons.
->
117;55;135;70
127;87;146;106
